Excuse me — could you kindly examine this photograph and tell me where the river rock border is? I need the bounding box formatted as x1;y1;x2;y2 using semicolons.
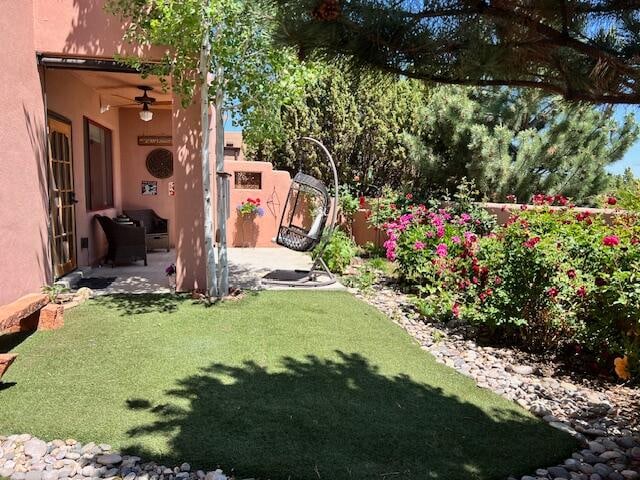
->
0;436;233;480
350;278;640;480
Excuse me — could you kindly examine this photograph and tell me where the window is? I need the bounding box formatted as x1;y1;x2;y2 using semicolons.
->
84;118;113;211
234;171;262;189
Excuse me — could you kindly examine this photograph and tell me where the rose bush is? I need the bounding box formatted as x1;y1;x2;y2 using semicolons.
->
384;195;640;381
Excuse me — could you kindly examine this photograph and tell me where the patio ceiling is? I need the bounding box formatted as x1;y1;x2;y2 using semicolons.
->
70;70;173;110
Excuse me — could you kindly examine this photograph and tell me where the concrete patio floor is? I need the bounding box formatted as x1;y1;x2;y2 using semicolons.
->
63;248;342;295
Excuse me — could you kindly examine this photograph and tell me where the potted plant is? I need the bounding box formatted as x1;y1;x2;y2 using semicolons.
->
236;198;265;246
165;263;177;293
237;197;265;217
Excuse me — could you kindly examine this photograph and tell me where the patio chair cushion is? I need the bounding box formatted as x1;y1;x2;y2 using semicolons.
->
123;209;168;235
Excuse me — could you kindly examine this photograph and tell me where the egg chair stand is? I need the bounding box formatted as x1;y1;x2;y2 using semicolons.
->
262;137;339;288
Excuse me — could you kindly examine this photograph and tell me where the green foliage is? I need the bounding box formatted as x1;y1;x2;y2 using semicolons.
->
342;264;377;292
343;257;394;291
366;187;401;230
248;63;637;206
404;87;639;206
337;185;359;221
275;1;640;104
443;178;497;236
607;173;640;213
247;64;426;190
385;200;640;380
41;284;69;304
313;229;356;274
106;0;313;141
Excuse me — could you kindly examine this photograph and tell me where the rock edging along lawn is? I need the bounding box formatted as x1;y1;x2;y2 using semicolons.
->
349;280;640;480
0;436;234;480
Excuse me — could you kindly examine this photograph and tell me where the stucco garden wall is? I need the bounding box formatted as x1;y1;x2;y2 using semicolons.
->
225;160;291;247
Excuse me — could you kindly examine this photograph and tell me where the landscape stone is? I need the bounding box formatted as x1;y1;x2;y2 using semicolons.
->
24;441;47;459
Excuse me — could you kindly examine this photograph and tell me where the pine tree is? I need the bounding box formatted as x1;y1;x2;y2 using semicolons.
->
274;0;640;104
405;87;639;204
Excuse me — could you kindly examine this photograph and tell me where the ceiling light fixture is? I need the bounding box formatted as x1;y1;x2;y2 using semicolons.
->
135;86;156;122
139;103;153;122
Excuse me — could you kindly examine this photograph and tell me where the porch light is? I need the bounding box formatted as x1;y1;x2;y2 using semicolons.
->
139;104;153;122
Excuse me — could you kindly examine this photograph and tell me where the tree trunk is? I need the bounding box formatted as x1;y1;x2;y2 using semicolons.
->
200;2;219;298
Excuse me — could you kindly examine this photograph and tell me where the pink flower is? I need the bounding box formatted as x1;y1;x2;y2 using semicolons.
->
406;193;413;200
576;286;587;297
458;213;471;225
547;287;559;298
414;241;425;251
452;303;460;318
523;236;541;249
506;194;517;203
436;226;445;238
602;235;620;247
463;231;477;243
607;196;617;206
567;269;576;279
435;243;448;257
452;236;461;244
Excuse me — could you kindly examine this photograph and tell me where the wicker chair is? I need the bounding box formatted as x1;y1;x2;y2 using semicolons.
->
124;209;170;252
95;215;147;266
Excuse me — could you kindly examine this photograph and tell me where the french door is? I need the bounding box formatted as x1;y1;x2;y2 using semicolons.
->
48;115;77;278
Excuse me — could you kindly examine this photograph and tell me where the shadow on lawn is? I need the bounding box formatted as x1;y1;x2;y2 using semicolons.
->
93;294;180;316
123;351;573;480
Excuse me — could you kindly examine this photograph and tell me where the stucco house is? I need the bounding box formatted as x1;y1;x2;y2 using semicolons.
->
0;0;236;306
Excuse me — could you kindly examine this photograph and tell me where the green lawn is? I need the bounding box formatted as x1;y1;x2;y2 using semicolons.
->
0;291;574;479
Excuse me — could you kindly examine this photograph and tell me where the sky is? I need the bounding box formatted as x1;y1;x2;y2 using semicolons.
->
224;106;640;178
608;105;640;176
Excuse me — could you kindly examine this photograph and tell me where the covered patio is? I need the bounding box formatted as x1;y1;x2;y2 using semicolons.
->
62;248;342;294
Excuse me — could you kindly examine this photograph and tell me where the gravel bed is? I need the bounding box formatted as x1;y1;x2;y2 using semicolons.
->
0;436;236;480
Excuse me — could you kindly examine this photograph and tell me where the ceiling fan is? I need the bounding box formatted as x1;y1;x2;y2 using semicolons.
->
99;85;170;122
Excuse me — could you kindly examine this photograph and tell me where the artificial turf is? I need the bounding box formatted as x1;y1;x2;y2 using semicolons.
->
0;291;575;479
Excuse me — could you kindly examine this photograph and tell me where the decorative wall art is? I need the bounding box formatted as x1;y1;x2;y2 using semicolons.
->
168;181;175;197
141;180;158;195
138;135;172;146
146;148;174;179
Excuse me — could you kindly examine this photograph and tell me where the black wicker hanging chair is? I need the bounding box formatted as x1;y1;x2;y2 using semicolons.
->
276;172;331;252
263;137;339;287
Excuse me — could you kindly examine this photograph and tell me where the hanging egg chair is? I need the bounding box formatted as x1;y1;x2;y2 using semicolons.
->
262;137;339;287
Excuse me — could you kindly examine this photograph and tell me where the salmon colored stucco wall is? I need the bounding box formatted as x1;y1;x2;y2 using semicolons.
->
225;161;291;247
223;131;245;161
0;0;211;303
0;0;51;305
172;93;210;292
33;0;166;59
119;108;175;246
45;69;123;266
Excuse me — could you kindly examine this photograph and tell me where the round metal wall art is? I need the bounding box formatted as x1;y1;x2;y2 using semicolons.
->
145;148;173;179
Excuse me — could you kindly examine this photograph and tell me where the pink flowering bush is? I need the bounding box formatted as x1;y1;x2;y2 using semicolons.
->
384;204;487;321
384;194;640;380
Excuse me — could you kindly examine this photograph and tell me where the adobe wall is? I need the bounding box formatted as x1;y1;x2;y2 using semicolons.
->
349;202;629;250
33;0;166;59
0;0;51;305
224;160;291;247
